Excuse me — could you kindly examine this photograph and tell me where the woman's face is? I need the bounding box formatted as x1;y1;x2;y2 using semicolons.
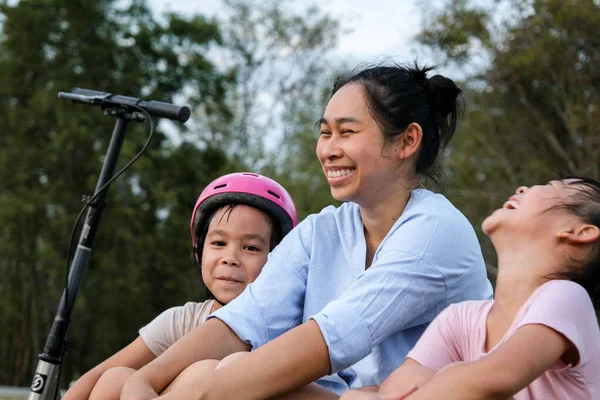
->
201;205;272;304
482;179;581;238
316;83;402;207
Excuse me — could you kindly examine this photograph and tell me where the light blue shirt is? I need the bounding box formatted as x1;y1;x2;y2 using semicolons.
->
211;188;493;394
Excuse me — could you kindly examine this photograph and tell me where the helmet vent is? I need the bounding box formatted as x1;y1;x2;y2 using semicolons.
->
267;190;280;199
243;173;259;177
214;184;227;189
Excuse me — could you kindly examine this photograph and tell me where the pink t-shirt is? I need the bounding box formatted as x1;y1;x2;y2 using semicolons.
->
408;280;600;399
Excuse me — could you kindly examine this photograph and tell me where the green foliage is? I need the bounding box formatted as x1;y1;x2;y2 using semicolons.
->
259;69;345;220
0;0;340;387
6;0;597;388
214;0;342;218
418;0;491;62
0;0;235;385
419;0;600;277
216;0;340;156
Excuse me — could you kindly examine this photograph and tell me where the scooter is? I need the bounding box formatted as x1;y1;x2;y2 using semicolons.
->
27;89;190;400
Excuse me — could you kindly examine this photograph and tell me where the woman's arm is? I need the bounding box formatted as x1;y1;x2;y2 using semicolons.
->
121;318;250;400
405;324;571;400
155;320;330;400
162;249;450;400
62;337;155;400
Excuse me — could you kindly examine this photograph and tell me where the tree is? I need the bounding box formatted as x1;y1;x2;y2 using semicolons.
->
259;72;343;220
215;0;345;217
417;0;600;276
213;0;339;157
0;0;236;385
0;0;345;386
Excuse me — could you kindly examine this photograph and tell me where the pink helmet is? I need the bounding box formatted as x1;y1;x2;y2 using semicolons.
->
190;172;298;259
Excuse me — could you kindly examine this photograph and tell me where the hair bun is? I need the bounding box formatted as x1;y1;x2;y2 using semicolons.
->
332;62;464;184
410;67;428;86
424;75;463;119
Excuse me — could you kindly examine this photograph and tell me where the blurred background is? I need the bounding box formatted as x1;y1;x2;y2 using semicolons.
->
1;0;598;391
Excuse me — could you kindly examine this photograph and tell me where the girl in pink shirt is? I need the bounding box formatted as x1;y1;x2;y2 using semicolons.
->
342;177;600;400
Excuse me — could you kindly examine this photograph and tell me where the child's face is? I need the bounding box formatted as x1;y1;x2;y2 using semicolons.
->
201;205;272;304
482;179;580;237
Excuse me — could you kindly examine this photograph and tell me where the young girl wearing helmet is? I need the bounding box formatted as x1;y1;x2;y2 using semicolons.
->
62;172;298;400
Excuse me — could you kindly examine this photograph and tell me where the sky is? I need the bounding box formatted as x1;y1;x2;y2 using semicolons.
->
145;0;430;147
148;0;425;64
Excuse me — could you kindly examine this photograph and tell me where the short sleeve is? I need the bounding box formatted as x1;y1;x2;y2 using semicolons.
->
209;215;313;349
406;304;463;370
517;280;597;367
139;301;211;356
311;250;447;373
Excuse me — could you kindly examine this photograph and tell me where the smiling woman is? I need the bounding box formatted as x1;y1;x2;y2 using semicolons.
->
120;63;493;400
317;65;461;207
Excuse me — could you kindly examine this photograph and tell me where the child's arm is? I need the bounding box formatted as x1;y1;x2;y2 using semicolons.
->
61;336;156;400
405;323;572;400
121;318;251;400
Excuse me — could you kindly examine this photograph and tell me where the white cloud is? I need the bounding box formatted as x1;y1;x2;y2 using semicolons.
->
321;0;421;59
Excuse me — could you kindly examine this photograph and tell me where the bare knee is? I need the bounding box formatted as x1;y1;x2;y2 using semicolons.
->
178;359;221;380
90;366;136;400
162;354;250;394
162;359;220;394
216;351;250;370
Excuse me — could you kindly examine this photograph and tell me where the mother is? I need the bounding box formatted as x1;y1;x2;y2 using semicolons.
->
122;63;493;399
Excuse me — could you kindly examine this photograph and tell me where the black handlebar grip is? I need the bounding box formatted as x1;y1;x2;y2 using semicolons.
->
68;88;191;123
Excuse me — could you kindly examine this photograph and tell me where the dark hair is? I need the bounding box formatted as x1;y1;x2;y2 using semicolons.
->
549;176;600;309
332;62;464;184
191;204;283;299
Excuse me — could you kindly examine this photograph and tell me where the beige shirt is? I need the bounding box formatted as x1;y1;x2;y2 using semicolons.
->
139;300;215;356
